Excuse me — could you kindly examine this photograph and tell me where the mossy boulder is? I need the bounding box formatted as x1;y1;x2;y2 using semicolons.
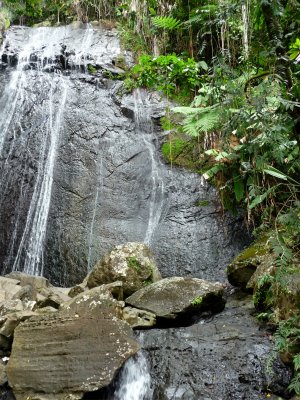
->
125;277;225;322
272;270;300;322
227;238;270;289
86;243;162;296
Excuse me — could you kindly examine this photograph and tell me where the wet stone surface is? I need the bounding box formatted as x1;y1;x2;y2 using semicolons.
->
0;25;250;287
139;293;292;400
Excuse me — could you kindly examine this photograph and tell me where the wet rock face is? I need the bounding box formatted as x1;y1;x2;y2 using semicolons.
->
140;294;292;400
0;25;249;288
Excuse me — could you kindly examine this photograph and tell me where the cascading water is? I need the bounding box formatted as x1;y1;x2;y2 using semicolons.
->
133;89;165;245
114;351;152;400
0;28;70;276
0;24;115;277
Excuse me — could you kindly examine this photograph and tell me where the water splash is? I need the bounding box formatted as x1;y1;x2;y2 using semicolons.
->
115;351;151;400
133;89;165;245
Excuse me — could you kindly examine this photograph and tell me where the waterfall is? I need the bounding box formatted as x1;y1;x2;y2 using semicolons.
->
4;29;70;276
12;77;68;276
133;89;165;245
0;25;99;276
114;351;152;400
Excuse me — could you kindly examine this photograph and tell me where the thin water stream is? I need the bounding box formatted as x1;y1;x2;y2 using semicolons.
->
133;89;165;245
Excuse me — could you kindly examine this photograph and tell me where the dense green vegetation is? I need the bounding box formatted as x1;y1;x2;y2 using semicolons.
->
1;0;300;394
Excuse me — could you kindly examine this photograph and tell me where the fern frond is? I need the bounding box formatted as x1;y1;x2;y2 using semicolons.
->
152;16;181;30
173;104;219;115
194;110;220;133
182;109;220;137
173;106;200;115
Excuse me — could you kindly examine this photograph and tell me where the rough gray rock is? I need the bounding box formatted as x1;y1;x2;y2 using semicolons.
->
6;307;140;400
0;362;8;386
123;306;156;329
227;239;269;289
0;310;35;339
60;285;124;319
136;293;292;400
5;272;49;290
0;26;250;287
37;287;70;309
0;279;22;302
87;243;161;296
125;277;225;322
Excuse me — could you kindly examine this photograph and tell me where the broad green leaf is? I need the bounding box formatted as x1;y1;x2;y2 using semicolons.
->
203;164;223;180
198;61;208;71
233;174;244;202
249;187;274;209
263;166;288;181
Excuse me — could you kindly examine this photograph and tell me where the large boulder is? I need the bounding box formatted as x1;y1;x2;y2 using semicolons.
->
227;238;270;289
0;277;22;301
37;286;70;309
125;277;225;322
87;243;162;296
6;305;140;400
60;285;124;319
5;272;49;290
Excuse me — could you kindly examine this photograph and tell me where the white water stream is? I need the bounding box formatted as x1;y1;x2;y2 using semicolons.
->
0;26;102;276
115;351;152;400
2;29;70;276
133;89;165;245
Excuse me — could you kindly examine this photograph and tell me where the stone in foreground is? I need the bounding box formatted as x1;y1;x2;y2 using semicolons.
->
126;277;225;321
6;307;140;400
87;242;161;296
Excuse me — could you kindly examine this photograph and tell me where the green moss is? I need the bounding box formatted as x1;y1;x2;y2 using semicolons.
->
143;278;153;287
196;200;209;207
127;256;141;273
232;237;270;264
123;77;137;93
161;137;195;167
117;22;150;59
88;64;98;74
0;9;11;31
191;296;203;306
115;54;127;70
160;115;175;131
